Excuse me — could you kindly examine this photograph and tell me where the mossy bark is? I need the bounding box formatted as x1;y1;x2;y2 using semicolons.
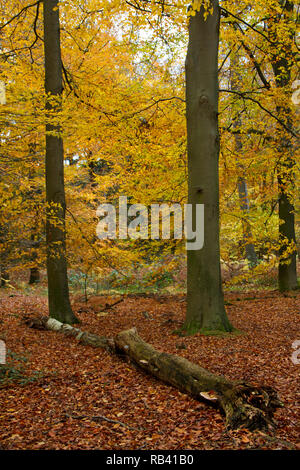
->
115;328;281;431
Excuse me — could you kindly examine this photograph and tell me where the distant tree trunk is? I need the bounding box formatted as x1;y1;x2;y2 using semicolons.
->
29;267;40;285
237;175;258;266
27;146;41;286
270;1;298;291
43;0;79;323
28;220;40;285
184;2;232;334
230;56;258;267
0;268;9;287
0;226;9;287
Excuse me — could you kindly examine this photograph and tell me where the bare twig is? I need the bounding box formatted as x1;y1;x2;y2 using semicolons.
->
65;413;142;431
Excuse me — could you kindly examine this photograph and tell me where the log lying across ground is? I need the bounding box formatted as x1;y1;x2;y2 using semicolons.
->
25;316;283;431
25;316;115;351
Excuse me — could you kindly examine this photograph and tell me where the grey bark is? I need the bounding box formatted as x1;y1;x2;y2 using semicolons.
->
185;2;232;333
43;0;79;323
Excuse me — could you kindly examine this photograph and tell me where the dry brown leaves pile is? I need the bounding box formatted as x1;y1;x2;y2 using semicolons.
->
0;290;299;450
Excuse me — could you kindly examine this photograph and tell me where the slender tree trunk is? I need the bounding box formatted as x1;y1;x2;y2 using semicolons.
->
0;226;9;287
27;146;41;286
43;0;79;323
184;2;232;334
237;175;258;266
230;56;258;267
29;214;40;285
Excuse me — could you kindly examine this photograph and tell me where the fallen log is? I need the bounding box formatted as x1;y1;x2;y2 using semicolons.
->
24;316;115;352
25;317;282;431
115;328;282;431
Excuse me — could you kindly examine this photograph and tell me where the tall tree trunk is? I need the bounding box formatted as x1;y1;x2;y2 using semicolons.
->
43;0;79;323
184;2;232;334
270;1;298;291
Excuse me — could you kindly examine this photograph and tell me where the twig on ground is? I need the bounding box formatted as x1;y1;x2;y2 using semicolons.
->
65;412;142;432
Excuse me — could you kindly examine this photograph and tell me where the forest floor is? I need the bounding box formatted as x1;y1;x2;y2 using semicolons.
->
0;289;299;450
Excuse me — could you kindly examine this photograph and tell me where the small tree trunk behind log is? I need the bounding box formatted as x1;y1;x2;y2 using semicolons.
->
25;318;282;431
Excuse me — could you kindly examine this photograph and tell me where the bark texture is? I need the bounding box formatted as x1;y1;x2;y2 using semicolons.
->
185;3;232;333
43;0;78;323
115;328;281;431
26;318;282;431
